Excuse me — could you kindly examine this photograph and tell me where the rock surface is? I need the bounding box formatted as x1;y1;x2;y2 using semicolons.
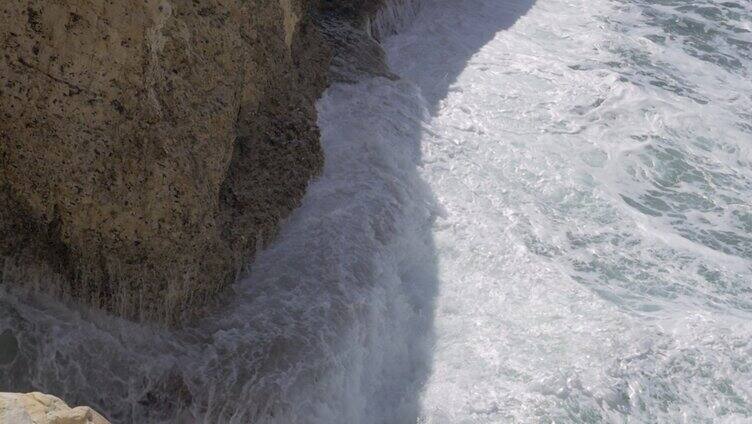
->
0;0;330;323
0;392;109;424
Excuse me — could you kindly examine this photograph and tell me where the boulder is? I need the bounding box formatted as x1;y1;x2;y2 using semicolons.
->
0;392;109;424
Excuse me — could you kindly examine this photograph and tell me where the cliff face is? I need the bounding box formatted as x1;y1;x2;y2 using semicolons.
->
0;0;330;323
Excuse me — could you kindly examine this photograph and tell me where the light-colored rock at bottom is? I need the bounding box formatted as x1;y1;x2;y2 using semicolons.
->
0;393;109;424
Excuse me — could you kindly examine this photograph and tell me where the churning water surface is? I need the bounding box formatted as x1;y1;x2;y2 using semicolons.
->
386;0;752;421
2;0;752;422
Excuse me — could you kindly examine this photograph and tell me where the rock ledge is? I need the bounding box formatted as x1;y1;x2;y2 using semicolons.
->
0;392;109;424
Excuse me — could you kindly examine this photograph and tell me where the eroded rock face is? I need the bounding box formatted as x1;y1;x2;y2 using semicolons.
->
0;0;329;323
0;392;110;424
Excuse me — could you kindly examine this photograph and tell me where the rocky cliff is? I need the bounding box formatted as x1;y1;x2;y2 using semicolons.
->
0;0;332;323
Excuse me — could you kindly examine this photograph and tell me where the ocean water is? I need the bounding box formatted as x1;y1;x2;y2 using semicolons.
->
2;0;751;422
385;0;752;421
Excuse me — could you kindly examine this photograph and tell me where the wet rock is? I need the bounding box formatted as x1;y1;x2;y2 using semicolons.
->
0;0;329;324
0;0;400;325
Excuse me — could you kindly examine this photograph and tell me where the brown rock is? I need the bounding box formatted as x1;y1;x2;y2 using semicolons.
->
0;0;329;324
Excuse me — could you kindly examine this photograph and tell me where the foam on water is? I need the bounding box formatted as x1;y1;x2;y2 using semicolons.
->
382;0;752;421
2;0;752;422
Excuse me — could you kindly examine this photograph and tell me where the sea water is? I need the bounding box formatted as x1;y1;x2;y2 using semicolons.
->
2;0;751;422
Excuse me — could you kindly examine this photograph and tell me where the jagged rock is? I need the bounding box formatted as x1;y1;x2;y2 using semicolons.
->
0;392;109;424
0;0;330;324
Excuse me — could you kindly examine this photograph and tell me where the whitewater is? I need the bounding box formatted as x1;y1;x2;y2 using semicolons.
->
2;0;752;422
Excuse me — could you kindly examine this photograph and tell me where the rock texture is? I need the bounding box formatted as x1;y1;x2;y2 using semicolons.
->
0;392;109;424
0;0;330;323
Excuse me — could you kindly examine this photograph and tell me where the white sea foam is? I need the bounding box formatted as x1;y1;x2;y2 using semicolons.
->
385;0;752;421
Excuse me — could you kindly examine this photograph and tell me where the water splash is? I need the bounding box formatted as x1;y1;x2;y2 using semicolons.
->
0;71;439;424
369;0;423;41
3;0;752;422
